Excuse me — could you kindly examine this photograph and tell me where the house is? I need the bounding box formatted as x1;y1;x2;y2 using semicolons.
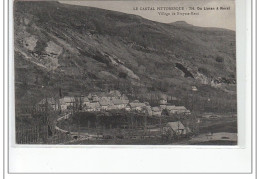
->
166;105;176;113
107;105;118;111
168;96;178;101
82;97;90;107
59;98;68;111
99;98;112;110
112;99;129;109
152;107;162;116
166;105;191;115
164;121;189;136
59;96;75;111
167;96;179;104
160;104;167;110
129;100;146;111
100;96;112;101
85;102;101;112
63;96;75;104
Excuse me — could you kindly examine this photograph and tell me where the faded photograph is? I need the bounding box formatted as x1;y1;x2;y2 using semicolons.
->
14;0;237;145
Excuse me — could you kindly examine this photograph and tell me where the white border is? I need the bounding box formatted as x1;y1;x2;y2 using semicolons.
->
7;0;253;174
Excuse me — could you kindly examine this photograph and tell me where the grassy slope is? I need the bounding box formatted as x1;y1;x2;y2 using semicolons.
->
14;1;237;113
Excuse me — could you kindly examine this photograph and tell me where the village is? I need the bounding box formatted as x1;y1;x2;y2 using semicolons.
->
15;88;236;145
14;86;237;145
36;90;191;117
23;90;195;144
14;87;238;145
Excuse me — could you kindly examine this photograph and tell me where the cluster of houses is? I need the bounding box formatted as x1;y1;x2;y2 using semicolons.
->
37;90;191;117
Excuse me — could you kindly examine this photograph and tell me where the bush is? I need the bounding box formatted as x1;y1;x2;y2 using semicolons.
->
215;56;224;63
118;72;127;79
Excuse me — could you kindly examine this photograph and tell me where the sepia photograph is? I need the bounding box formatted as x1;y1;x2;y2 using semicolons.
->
14;0;237;145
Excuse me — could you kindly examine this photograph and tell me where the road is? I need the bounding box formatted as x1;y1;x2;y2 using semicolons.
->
55;112;72;133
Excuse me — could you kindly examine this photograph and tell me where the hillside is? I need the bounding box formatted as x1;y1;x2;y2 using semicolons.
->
14;1;237;113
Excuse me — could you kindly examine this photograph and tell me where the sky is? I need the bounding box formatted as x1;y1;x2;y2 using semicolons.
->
60;0;236;30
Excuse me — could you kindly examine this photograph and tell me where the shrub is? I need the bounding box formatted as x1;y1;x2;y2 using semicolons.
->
215;56;224;63
118;72;127;79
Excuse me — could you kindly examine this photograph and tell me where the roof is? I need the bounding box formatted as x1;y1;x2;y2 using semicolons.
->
112;99;129;105
93;92;108;98
167;121;185;131
173;106;187;110
129;102;146;108
59;96;75;105
166;106;187;111
170;97;178;100
99;99;111;106
132;100;140;103
100;96;111;100
166;105;176;110
122;99;129;104
82;97;89;102
87;102;100;109
108;105;118;110
63;96;74;103
152;107;161;112
112;99;123;105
